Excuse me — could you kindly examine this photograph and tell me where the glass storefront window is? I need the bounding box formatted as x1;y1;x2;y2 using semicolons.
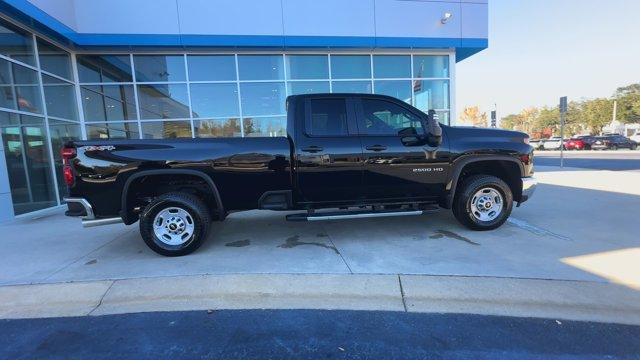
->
81;85;137;122
137;84;190;119
373;55;411;79
77;55;133;83
141;120;192;139
194;118;241;138
413;55;449;78
0;111;57;215
187;55;236;81
374;80;412;104
330;55;371;79
243;116;286;137
133;55;186;82
435;111;450;125
286;55;328;80
287;81;329;95
240;82;286;116
0;19;35;65
331;81;372;94
0;44;453;218
189;83;239;118
48;120;81;199
86;122;139;139
0;59;42;114
42;75;78;120
413;80;450;110
37;39;72;80
238;55;284;81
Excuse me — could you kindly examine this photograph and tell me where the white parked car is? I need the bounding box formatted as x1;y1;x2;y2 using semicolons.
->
630;131;640;144
543;136;563;150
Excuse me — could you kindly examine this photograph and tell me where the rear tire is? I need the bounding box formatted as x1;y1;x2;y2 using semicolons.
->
139;192;211;256
611;145;618;151
452;175;513;231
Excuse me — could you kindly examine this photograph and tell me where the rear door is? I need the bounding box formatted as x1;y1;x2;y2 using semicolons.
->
293;96;364;204
355;97;450;201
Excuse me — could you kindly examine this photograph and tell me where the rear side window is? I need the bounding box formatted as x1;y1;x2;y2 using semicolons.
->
307;98;348;136
360;99;423;136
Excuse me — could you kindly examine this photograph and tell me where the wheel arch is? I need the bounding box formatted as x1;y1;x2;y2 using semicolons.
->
119;169;225;224
444;155;524;209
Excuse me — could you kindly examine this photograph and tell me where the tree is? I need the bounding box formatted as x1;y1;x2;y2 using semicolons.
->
582;98;614;134
615;83;640;123
459;106;488;127
500;114;520;130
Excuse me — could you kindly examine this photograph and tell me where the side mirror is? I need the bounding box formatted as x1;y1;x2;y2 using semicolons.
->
425;110;443;147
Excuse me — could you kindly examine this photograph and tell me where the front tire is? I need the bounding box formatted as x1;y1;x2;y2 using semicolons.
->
139;192;211;256
452;175;513;231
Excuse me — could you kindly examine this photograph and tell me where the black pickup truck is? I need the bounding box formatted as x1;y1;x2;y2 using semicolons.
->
63;94;536;256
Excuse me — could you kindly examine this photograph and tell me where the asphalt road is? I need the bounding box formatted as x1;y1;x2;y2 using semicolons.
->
2;310;639;359
535;151;640;171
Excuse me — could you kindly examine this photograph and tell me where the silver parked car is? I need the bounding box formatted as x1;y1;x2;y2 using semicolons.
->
543;136;563;150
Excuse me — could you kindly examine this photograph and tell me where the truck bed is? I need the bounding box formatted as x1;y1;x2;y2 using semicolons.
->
67;137;292;217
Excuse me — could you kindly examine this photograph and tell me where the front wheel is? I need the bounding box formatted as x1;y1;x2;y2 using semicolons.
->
139;192;211;256
452;175;513;231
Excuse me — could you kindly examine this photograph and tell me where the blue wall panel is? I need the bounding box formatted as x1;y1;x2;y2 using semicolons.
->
12;0;488;60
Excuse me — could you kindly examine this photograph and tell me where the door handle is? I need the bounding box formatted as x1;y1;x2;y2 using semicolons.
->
366;145;387;152
301;146;323;153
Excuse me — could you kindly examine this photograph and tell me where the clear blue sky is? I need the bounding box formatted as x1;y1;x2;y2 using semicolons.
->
456;0;640;119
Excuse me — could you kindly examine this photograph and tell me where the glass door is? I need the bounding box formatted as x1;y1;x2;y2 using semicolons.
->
0;112;57;215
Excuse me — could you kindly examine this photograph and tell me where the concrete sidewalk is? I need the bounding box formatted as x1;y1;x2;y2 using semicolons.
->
2;273;640;325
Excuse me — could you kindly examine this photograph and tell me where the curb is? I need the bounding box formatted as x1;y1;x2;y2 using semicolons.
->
1;274;640;325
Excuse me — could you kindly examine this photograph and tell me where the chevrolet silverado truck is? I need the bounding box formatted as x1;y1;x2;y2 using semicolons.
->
63;94;536;256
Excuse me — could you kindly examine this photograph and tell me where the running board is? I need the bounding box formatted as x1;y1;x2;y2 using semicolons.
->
286;208;438;222
82;217;123;227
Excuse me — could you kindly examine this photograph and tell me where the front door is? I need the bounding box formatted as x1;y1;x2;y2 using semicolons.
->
356;97;450;201
294;96;363;204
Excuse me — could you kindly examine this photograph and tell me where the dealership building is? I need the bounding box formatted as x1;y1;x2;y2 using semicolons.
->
0;0;487;220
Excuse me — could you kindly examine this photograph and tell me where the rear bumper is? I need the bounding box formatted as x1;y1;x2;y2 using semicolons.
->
520;177;537;203
64;197;123;227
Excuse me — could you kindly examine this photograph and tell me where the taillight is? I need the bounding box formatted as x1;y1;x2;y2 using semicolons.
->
63;166;74;186
519;154;531;165
61;147;76;186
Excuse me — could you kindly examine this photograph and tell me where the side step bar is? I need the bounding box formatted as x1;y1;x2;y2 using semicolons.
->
286;207;438;222
82;217;123;227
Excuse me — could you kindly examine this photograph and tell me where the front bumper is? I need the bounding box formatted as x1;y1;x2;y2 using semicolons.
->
64;197;123;227
520;177;537;204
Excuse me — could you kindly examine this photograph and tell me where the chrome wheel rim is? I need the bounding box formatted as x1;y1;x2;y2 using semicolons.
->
470;187;504;222
153;207;195;246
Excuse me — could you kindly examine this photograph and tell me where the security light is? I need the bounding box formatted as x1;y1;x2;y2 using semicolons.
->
441;12;453;24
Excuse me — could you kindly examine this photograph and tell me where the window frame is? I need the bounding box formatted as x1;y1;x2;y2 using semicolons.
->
354;96;427;137
303;96;358;138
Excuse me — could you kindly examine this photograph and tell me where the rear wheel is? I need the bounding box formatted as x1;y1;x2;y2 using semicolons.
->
452;175;513;231
139;192;211;256
611;145;618;151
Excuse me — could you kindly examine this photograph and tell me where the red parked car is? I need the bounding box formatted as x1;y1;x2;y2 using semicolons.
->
564;137;586;150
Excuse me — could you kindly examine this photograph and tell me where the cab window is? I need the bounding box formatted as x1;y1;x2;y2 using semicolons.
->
306;98;348;136
360;99;423;136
